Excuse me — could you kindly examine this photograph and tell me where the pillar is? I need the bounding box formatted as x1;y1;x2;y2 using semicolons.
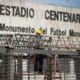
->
70;59;75;74
10;56;15;80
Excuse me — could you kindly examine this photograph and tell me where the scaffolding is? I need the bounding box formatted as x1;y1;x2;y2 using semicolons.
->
0;33;80;80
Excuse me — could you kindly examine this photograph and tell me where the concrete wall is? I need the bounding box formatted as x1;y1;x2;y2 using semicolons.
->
0;0;80;36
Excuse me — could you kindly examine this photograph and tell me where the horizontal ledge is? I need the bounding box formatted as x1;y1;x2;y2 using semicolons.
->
0;46;79;56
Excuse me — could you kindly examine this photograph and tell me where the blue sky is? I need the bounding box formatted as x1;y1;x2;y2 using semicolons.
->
26;0;80;8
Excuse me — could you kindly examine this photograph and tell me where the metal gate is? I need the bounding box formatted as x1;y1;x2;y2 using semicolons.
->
0;49;80;80
0;34;80;80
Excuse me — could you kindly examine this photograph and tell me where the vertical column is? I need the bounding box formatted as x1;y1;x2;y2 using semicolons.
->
0;53;2;80
70;59;75;74
0;47;8;80
75;55;80;80
3;46;14;80
17;55;22;80
10;56;15;80
46;57;52;80
2;54;10;80
67;58;76;80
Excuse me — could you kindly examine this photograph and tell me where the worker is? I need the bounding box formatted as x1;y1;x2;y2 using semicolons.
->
35;29;43;48
33;29;44;73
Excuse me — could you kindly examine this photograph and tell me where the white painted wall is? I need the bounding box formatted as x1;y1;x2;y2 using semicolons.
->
0;0;80;36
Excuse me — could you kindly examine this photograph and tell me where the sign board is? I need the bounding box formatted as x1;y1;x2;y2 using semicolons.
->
0;0;80;36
